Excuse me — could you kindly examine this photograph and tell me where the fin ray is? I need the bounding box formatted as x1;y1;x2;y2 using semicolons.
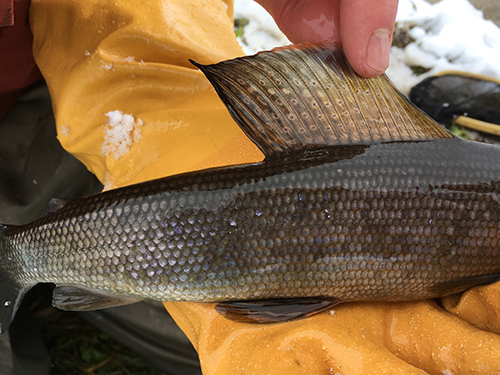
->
52;285;143;311
430;273;500;296
215;298;340;324
192;42;454;158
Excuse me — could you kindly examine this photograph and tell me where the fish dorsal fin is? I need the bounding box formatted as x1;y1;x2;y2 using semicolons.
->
52;285;143;311
45;198;69;215
191;42;454;158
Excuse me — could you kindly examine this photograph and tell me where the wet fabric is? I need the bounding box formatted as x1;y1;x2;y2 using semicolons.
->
30;0;262;189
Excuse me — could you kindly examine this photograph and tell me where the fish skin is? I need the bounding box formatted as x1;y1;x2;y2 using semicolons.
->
3;140;500;301
2;42;500;332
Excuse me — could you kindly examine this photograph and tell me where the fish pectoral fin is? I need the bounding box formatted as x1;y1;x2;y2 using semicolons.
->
52;285;143;311
191;42;454;159
215;298;340;324
44;198;70;215
429;273;500;296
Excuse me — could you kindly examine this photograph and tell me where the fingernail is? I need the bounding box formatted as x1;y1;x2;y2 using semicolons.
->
367;28;391;73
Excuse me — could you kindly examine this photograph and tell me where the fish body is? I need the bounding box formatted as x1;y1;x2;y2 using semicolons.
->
2;43;500;332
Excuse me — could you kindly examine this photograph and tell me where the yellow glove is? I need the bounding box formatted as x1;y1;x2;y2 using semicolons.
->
31;0;262;189
30;0;500;374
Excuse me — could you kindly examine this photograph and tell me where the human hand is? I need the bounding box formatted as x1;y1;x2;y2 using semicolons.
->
255;0;399;77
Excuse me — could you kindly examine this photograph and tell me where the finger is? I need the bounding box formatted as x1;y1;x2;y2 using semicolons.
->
340;0;398;77
255;0;341;43
383;300;500;374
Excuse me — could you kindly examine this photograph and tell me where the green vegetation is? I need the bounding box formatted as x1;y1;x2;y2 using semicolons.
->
449;123;470;139
392;23;415;49
234;17;249;38
41;312;162;375
409;65;432;76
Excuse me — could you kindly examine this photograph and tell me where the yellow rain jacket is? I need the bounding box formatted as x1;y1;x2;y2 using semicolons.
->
30;0;500;373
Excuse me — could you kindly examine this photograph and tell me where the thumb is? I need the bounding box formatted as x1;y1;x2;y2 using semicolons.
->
254;0;342;43
254;0;398;77
340;0;399;77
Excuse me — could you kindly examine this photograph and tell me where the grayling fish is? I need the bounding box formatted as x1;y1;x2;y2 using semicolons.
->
2;42;500;333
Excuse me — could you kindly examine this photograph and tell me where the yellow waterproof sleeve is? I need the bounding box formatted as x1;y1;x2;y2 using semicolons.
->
30;1;500;374
31;0;263;190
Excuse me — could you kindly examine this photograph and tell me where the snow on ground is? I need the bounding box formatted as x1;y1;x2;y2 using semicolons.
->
102;110;143;160
390;0;500;93
234;0;290;54
234;0;500;94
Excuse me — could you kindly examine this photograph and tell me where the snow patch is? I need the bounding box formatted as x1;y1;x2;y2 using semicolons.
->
234;0;290;55
102;110;143;160
388;0;500;93
103;171;115;191
59;124;71;136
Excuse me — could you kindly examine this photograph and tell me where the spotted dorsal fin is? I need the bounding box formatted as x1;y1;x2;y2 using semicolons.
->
191;42;454;158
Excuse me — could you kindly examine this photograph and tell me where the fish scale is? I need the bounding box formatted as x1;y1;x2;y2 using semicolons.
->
2;42;500;332
3;138;500;305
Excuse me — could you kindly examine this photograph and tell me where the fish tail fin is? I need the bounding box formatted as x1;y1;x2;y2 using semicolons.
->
0;224;32;334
